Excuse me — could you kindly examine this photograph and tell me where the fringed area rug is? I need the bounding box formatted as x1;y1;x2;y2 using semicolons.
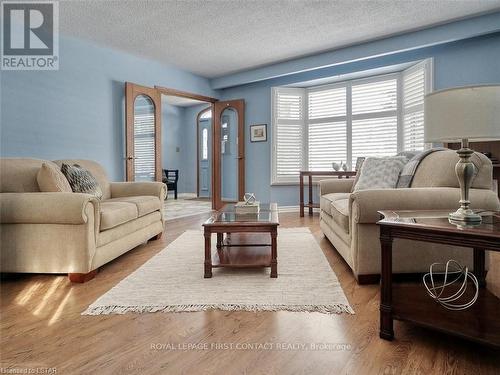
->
83;228;354;315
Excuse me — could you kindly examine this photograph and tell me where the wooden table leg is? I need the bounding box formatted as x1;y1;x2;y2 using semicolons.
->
204;229;212;278
299;173;304;217
270;229;278;278
380;227;394;340
473;248;486;288
308;175;313;216
216;233;223;249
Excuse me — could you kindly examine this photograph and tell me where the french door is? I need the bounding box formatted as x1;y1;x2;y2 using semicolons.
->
125;82;162;182
213;99;245;209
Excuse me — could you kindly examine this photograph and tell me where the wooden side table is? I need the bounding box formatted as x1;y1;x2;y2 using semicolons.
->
299;171;356;217
377;210;500;348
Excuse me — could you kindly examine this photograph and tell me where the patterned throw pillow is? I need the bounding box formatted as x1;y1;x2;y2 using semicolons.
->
37;162;72;192
352;156;407;192
61;163;103;199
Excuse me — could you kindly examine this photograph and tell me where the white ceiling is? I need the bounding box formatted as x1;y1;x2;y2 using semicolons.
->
60;0;500;78
161;95;208;107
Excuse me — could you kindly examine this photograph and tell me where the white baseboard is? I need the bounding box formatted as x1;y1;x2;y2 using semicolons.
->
173;193;197;199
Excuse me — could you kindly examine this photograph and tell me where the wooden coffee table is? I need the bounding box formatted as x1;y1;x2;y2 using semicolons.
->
377;210;500;348
202;203;279;278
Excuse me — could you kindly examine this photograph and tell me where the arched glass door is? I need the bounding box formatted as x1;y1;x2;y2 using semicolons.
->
213;99;245;209
125;83;162;181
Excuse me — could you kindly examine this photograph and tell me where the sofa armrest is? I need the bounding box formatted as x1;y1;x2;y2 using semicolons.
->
350;187;500;224
319;179;354;196
110;182;166;200
0;192;99;224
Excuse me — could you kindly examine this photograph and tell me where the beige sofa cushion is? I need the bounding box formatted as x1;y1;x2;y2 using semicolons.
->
98;211;161;246
37;163;72;192
331;198;349;233
0;158;48;192
107;196;162;217
320;192;349;216
100;201;138;231
412;150;492;189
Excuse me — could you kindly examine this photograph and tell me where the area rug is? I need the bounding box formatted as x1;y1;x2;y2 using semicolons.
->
163;198;213;221
83;228;354;315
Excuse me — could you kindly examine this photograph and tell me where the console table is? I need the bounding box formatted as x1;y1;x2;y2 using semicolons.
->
377;210;500;348
299;171;356;217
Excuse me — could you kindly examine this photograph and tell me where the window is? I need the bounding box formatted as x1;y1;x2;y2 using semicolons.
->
272;87;305;180
202;128;208;160
403;60;431;151
271;60;432;184
200;109;212;120
351;78;398;166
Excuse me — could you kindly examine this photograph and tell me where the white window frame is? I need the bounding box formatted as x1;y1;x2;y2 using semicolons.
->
271;86;306;185
402;59;434;151
271;59;433;185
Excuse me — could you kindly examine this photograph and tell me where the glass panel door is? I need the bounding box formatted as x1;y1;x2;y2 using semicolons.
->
220;108;238;202
213;99;245;209
133;95;156;181
125;83;161;181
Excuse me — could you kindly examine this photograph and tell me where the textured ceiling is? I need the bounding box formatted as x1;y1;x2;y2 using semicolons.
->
59;0;500;78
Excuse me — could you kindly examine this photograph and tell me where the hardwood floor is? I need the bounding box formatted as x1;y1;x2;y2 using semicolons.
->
1;212;499;374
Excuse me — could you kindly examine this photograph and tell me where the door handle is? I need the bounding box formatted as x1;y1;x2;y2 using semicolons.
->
126;156;136;160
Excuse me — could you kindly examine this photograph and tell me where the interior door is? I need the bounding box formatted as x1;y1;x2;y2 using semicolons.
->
125;82;162;181
198;111;212;198
213;99;245;209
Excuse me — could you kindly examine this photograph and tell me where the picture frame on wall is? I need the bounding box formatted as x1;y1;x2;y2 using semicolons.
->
250;124;267;142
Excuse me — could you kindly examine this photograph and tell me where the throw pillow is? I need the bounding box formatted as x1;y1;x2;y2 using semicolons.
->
61;163;103;199
352;156;407;192
350;157;366;193
37;162;72;192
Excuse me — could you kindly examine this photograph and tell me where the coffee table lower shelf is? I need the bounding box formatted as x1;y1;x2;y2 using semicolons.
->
204;232;278;278
212;244;272;268
388;283;500;348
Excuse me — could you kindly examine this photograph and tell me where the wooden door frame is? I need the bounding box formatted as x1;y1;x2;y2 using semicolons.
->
155;86;218;208
125;82;162;181
196;106;213;198
155;86;218;103
213;99;245;210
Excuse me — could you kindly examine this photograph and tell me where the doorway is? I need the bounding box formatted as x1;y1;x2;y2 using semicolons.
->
125;84;245;213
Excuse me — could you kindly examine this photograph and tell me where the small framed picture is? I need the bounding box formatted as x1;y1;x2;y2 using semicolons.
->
250;124;267;142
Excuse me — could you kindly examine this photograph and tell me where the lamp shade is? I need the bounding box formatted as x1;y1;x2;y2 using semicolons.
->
424;85;500;143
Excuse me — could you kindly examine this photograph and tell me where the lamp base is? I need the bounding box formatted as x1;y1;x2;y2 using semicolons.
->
451;139;483;225
448;208;482;223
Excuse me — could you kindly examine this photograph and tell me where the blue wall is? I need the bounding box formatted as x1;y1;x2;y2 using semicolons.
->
162;103;183;189
220;33;500;206
0;35;218;181
2;28;500;207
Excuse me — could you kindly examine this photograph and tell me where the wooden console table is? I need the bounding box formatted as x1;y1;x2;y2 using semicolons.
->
299;171;356;217
377;210;500;348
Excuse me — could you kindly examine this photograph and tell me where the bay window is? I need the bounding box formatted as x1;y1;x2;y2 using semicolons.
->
271;59;432;184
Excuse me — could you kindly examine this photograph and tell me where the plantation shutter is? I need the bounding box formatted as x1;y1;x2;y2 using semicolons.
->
402;61;430;151
134;96;156;181
272;87;305;182
307;86;347;170
351;77;398;166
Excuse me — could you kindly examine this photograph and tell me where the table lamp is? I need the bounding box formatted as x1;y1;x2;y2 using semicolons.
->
424;85;500;224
